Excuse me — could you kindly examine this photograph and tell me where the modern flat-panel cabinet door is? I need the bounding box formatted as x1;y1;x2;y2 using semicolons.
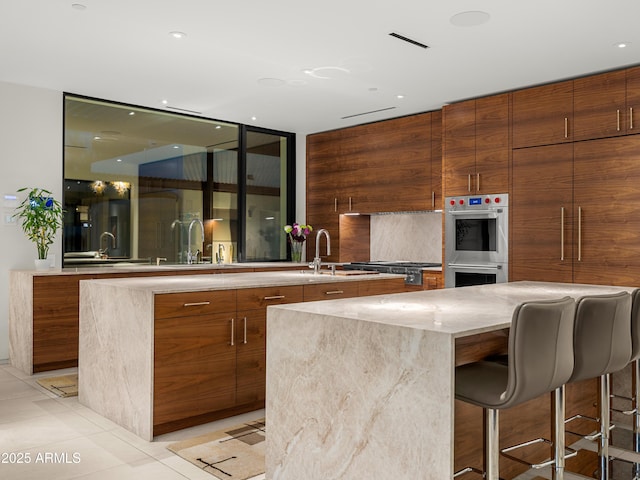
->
573;137;640;285
512;80;573;148
235;308;266;406
153;312;236;428
443;99;476;196
573;69;627;142
431;110;443;210
475;93;510;194
511;143;574;282
625;66;640;135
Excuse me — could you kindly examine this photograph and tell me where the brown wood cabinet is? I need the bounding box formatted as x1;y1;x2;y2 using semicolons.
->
512;79;574;149
511;143;574;283
573;67;640;141
511;136;640;286
151;277;405;433
306;111;441;262
443;94;510;196
573;136;640;285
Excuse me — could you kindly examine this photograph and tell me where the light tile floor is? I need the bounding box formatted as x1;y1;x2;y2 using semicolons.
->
0;363;265;480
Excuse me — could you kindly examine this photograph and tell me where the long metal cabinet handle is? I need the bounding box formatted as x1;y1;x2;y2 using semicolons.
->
631;107;634;130
617;109;621;131
564;117;568;138
476;173;480;192
264;295;285;300
577;206;582;262
468;174;472;192
325;290;344;295
243;317;248;344
560;207;565;261
349;196;352;211
230;318;235;346
334;197;337;212
431;191;435;209
183;301;210;307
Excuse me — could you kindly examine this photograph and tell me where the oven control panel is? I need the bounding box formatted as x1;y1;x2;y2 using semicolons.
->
445;194;509;211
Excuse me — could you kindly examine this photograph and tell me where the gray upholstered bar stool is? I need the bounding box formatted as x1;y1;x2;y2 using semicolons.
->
454;296;576;480
564;291;632;480
608;288;640;477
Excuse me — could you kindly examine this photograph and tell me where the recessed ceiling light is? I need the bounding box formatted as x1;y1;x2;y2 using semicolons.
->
169;31;186;39
128;111;135;116
161;99;168;105
615;42;631;48
251;116;257;121
215;125;222;129
450;11;491;27
397;94;405;99
258;77;285;87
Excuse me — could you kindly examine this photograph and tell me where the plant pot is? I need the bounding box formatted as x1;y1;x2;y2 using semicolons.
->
34;259;50;271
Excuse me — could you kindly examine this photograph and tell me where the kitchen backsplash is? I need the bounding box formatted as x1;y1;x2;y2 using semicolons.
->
369;212;442;262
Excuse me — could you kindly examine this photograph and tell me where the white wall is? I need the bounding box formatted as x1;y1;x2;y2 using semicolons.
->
0;81;63;361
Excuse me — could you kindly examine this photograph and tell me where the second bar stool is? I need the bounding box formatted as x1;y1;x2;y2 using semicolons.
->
454;296;576;480
565;291;632;480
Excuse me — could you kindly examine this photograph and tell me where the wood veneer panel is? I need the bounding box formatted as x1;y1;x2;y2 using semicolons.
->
573;69;627;142
236;285;303;310
236;308;267;405
153;313;236;427
512;80;573;148
154;290;236;319
338;214;370;262
357;278;407;297
303;282;359;302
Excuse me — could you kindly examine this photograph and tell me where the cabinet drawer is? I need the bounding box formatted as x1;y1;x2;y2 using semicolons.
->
236;285;303;310
303;282;359;302
358;278;407;297
154;290;237;319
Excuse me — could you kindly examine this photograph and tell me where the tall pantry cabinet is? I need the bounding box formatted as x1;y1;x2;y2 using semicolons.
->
511;65;640;286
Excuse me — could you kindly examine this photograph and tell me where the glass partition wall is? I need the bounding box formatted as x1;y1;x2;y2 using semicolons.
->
63;94;295;266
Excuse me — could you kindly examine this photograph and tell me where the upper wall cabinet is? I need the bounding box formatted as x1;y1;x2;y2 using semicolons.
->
574;70;638;140
512;79;574;149
443;93;510;196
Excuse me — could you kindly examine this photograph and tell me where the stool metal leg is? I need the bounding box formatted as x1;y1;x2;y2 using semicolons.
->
634;360;640;480
485;408;500;480
552;386;566;480
599;374;611;480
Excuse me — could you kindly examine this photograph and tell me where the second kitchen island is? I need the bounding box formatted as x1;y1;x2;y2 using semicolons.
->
265;281;637;479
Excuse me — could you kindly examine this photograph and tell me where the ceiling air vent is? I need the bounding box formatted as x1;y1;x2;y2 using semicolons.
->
389;32;430;50
341;106;396;120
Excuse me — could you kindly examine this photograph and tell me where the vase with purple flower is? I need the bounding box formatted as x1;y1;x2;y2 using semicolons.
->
284;222;312;262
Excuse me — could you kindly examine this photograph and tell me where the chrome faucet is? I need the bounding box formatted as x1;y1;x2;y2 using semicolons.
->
187;219;205;264
312;228;331;274
99;232;116;258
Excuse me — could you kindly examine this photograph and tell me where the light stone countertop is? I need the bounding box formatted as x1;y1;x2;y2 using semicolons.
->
269;280;637;339
77;270;405;294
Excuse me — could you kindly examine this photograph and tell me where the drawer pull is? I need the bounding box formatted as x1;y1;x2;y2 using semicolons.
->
183;301;210;307
264;295;286;300
325;290;344;295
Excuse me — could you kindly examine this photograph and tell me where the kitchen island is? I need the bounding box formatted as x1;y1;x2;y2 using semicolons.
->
77;270;407;440
265;281;636;479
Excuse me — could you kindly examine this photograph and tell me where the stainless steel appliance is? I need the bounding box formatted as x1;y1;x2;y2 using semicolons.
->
343;261;442;286
444;193;508;287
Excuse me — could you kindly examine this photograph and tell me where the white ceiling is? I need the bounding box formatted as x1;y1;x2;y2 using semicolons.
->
2;0;640;135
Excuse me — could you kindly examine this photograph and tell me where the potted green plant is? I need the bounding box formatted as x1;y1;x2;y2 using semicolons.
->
13;187;64;270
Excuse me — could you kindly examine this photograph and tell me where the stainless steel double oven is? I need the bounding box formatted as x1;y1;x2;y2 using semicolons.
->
444;194;508;288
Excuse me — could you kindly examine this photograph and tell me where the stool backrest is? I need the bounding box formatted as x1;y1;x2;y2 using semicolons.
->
501;296;576;409
570;291;632;383
631;289;640;362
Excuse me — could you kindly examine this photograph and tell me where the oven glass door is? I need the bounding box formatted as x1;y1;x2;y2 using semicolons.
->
445;210;508;265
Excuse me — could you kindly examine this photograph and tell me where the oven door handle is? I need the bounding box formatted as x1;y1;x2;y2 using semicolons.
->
447;263;503;270
448;210;499;216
